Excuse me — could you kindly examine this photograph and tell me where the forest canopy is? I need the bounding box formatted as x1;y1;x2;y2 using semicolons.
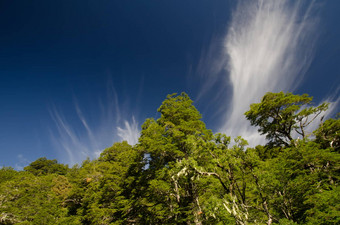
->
0;92;339;225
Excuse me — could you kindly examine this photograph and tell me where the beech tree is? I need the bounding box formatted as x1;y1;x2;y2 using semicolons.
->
134;93;213;224
245;92;328;146
1;91;338;225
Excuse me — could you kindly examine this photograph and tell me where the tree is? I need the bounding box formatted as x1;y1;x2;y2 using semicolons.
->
245;92;328;147
194;135;254;225
63;141;138;225
1;91;338;224
133;93;213;224
24;157;69;176
314;115;340;152
0;172;72;224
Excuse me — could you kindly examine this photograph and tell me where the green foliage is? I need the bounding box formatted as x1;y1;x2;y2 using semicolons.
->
304;186;340;225
245;92;328;146
24;157;69;176
1;91;339;224
0;167;18;184
314;115;340;152
0;172;69;224
255;140;339;224
63;141;138;224
131;93;214;224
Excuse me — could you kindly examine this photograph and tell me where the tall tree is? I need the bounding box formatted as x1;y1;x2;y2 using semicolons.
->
134;93;213;224
245;92;328;147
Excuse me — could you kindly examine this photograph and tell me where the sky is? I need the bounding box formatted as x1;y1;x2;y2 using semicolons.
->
0;0;339;169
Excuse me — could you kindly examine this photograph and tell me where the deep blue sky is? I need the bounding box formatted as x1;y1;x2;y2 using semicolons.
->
1;0;339;169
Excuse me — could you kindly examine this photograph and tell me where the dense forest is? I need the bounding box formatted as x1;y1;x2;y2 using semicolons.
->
0;92;339;225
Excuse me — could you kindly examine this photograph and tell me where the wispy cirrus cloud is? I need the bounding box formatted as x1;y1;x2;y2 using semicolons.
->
197;0;326;145
117;116;140;146
49;82;140;166
222;0;319;145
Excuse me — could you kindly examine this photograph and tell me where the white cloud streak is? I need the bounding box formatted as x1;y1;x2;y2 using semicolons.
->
198;0;321;146
117;117;140;146
224;0;319;145
49;85;140;166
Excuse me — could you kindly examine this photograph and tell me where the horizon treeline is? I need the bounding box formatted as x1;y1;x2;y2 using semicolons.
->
0;92;339;225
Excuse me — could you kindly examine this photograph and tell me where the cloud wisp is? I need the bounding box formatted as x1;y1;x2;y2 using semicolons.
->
49;85;140;166
117;117;140;146
223;0;319;145
199;0;321;145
